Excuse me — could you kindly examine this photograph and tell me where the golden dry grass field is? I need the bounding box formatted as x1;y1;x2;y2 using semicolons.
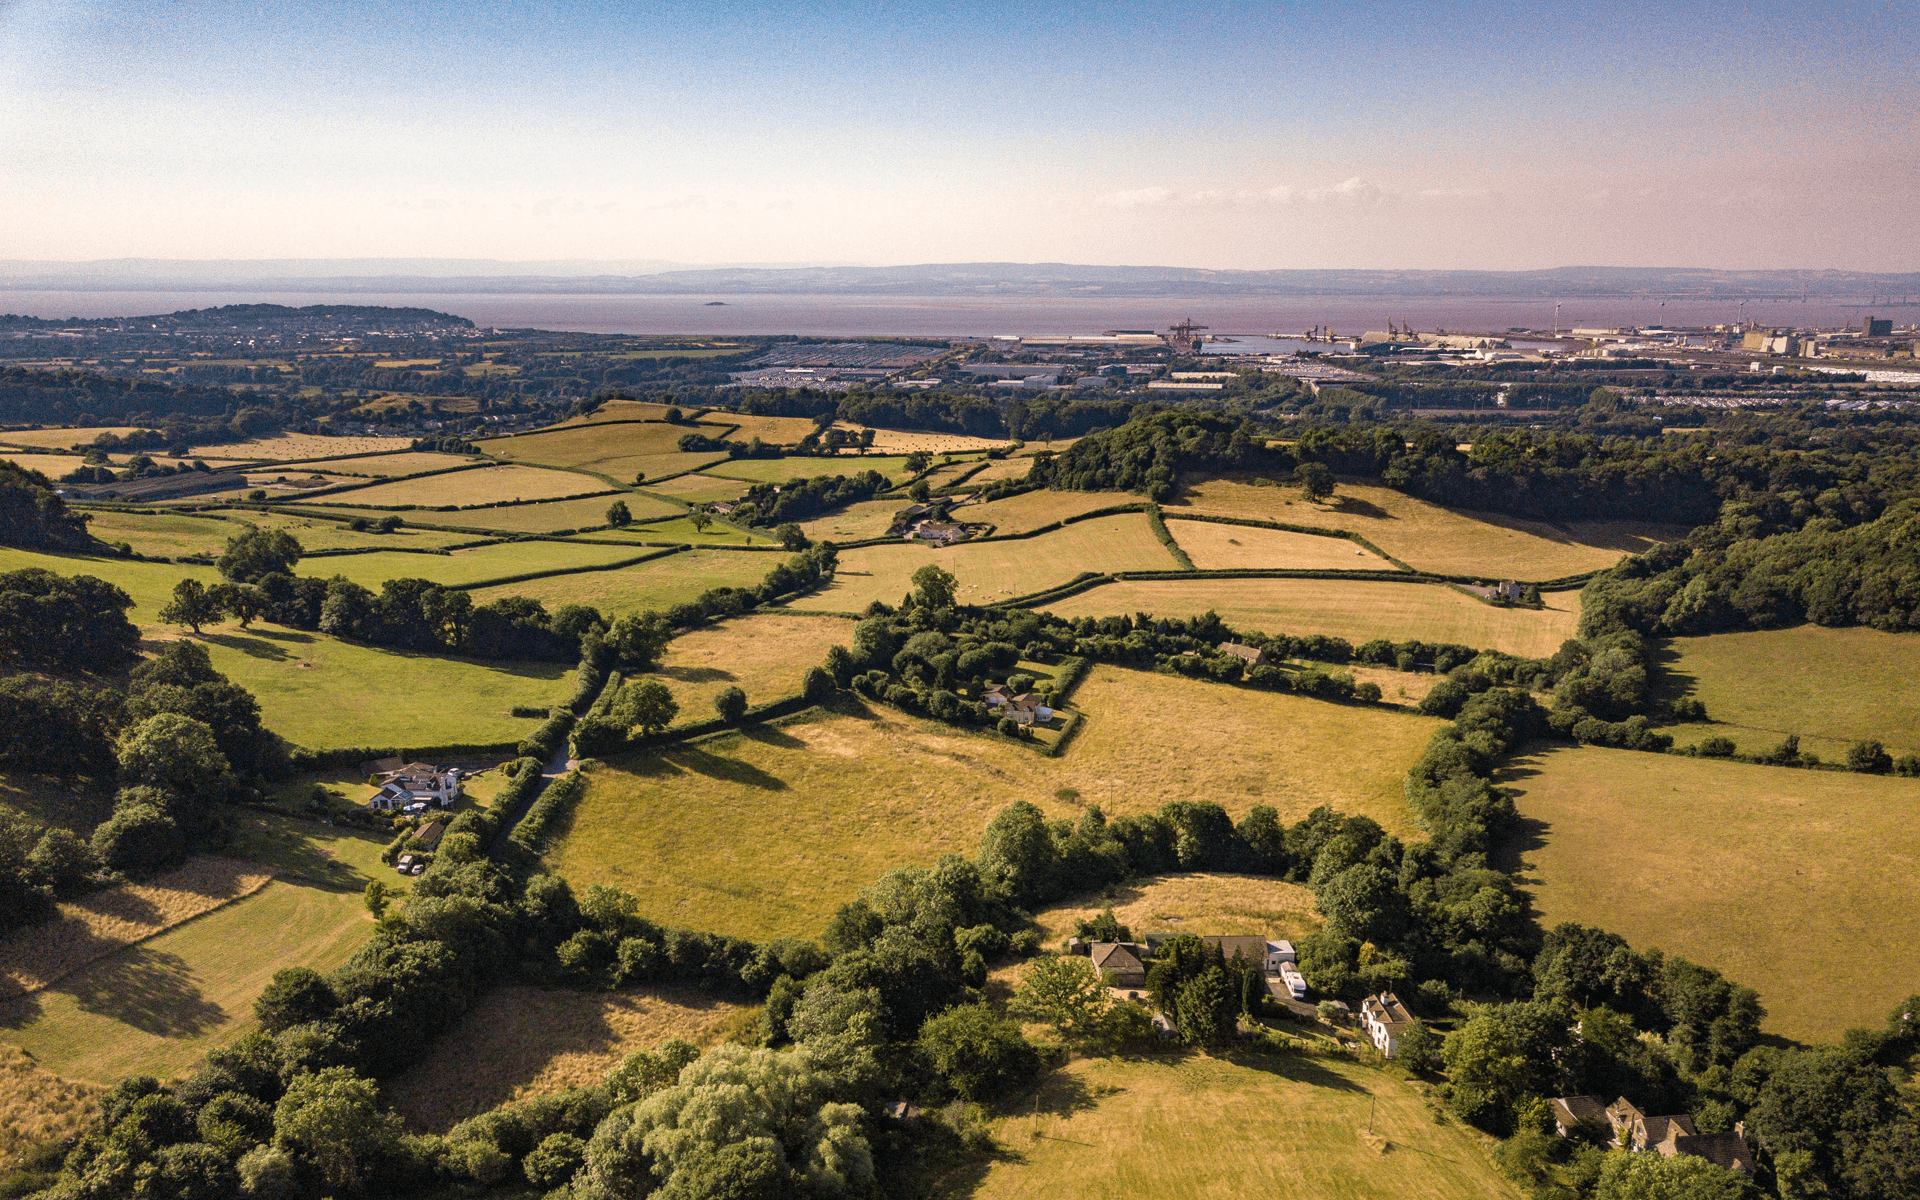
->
961;488;1142;535
0;452;96;476
0;814;387;1084
619;451;738;482
555;399;680;424
189;433;415;460
833;426;1011;454
0;426;149;449
0;859;274;998
381;985;752;1132
798;498;912;543
638;473;752;504
315;463;609;507
1166;520;1390;570
961;1053;1520;1200
627;613;856;718
0;1042;103;1170
1043;579;1583;658
1027;873;1322;948
786;514;1180;611
1501;744;1920;1043
481;420;736;479
427;492;681;533
469;548;777;619
964;457;1036;485
281;451;482;476
548;668;1438;939
702;455;919;485
1166;477;1687;579
712;413;823;444
1651;626;1920;761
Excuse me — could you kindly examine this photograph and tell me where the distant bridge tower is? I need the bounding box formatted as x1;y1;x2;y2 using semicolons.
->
1164;319;1209;356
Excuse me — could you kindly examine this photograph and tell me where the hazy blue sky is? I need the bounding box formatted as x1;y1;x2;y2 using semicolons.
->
3;0;1915;269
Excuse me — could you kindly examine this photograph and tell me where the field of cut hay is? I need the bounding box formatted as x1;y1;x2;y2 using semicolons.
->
1043;578;1583;659
1501;744;1920;1043
429;492;680;534
1166;520;1389;570
281;451;481;477
0;858;274;999
1028;874;1321;949
316;464;608;507
381;985;752;1132
469;548;776;619
569;515;770;546
0;1043;102;1170
1652;625;1920;761
961;488;1142;535
833;425;1010;454
1167;477;1685;579
0;816;387;1083
189;433;415;460
964;457;1034;485
0;452;92;477
786;514;1180;611
0;426;149;450
549;670;1437;938
966;1054;1520;1200
628;612;856;717
299;540;645;589
702;455;917;485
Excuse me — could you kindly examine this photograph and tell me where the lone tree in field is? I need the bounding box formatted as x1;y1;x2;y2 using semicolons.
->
1295;461;1335;503
904;450;933;474
217;525;302;582
911;563;957;610
606;499;632;528
690;511;713;534
159;578;222;634
208;582;267;628
714;686;748;724
612;678;679;735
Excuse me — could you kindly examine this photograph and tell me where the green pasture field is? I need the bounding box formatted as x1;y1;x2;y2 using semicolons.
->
701;455;917;485
468;548;776;619
1043;578;1584;659
547;667;1438;939
0;547;570;749
786;514;1182;612
554;399;680;424
637;474;751;505
966;1054;1520;1200
279;451;481;477
1651;625;1920;760
184;625;569;750
425;492;680;534
627;612;857;718
78;509;472;558
1167;520;1391;571
1167;477;1689;579
1501;744;1920;1043
314;464;607;508
298;541;646;590
0;813;385;1084
798;499;911;543
960;488;1144;535
620;452;737;483
566;516;771;546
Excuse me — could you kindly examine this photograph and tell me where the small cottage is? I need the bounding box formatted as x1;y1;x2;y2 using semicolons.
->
1359;991;1416;1058
1089;942;1149;989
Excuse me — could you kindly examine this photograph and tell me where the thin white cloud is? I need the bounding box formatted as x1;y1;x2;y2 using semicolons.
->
1101;176;1407;209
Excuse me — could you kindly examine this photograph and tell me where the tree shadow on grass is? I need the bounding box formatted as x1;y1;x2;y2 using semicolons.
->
64;948;226;1037
663;748;788;791
656;665;735;684
739;724;806;750
201;631;296;661
1324;495;1395;521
